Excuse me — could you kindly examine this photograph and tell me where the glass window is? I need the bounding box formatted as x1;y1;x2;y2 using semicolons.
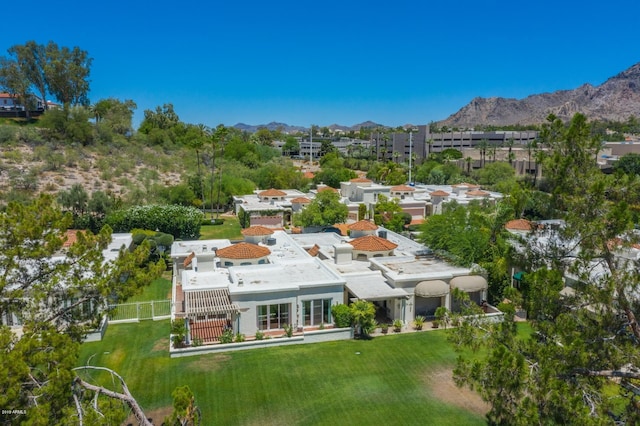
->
257;303;291;330
302;299;332;326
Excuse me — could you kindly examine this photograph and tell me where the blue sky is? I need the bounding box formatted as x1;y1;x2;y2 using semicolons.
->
2;1;639;129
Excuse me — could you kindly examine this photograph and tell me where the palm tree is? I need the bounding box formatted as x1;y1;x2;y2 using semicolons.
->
506;138;515;165
477;139;488;168
465;156;473;175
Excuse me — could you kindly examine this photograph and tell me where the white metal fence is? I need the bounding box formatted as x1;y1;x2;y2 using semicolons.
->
107;300;171;323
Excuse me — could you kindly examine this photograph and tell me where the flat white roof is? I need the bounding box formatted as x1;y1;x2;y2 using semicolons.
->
171;239;231;257
228;258;345;294
182;269;230;292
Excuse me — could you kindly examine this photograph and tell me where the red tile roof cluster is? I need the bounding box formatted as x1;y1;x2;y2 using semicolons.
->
258;188;287;197
348;220;378;231
505;219;533;231
429;190;450;197
216;242;271;259
241;226;274;236
349;235;398;252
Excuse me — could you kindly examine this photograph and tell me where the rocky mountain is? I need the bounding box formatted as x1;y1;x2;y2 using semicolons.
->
438;62;640;127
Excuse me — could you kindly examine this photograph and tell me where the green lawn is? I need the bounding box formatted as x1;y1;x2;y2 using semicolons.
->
199;215;243;240
78;321;486;425
125;275;172;303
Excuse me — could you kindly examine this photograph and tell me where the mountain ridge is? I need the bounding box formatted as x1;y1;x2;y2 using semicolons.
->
438;62;640;127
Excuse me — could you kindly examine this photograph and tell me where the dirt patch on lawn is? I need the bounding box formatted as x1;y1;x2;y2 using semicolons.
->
187;354;231;372
152;337;169;352
122;406;172;425
424;368;490;417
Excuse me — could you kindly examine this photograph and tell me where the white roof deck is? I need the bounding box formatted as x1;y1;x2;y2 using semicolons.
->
371;255;473;283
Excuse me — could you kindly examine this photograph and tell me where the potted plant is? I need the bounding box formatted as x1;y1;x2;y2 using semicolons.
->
413;315;425;330
381;323;389;334
434;306;449;329
392;319;403;333
431;319;440;329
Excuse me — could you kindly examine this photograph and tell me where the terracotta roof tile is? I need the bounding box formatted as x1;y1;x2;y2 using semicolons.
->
429;190;450;196
349;177;372;183
391;185;415;192
307;244;320;257
348;220;378;231
258;188;287;197
216;242;271;260
410;218;425;225
349;235;398;252
241;226;274;236
183;252;195;267
291;197;311;204
505;219;533;231
303;171;315;179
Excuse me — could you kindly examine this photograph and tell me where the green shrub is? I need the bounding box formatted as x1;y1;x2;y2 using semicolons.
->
171;319;187;348
331;303;352;328
234;333;245;343
219;329;234;344
254;330;264;340
106;204;203;239
283;324;293;338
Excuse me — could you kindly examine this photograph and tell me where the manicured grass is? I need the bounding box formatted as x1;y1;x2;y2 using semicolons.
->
199;215;243;240
125;275;172;303
78;321;486;425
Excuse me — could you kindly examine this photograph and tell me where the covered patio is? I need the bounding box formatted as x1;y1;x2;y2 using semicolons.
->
184;288;240;344
449;275;488;313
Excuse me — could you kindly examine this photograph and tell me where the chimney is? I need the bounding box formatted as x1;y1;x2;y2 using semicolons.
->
334;243;353;264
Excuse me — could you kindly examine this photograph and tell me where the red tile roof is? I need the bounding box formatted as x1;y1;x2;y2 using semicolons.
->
391;185;415;192
291;197;311;204
429;190;450;197
349;235;398;252
258;188;287;197
453;182;480;188
318;186;338;193
63;229;81;247
241;226;274;236
303;171;315;179
349;177;372;183
505;219;533;231
466;189;490;197
216;242;271;259
348;220;378;231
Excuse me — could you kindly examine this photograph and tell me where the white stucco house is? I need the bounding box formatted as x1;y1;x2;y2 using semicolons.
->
170;222;491;347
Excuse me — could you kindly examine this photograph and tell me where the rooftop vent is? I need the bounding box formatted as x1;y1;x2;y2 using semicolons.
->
378;230;388;239
266;237;277;246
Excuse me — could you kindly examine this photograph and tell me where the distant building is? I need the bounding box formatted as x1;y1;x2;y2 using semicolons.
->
371;125;539;163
